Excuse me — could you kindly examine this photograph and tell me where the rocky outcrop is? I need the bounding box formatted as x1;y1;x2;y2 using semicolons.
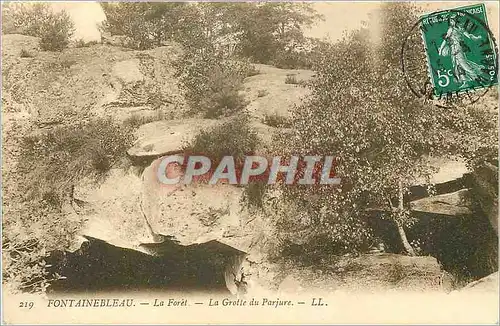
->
242;64;314;120
127;119;278;160
460;271;499;294
410;189;472;216
2;34;186;125
70;156;268;294
127;119;221;158
468;162;498;234
276;254;447;295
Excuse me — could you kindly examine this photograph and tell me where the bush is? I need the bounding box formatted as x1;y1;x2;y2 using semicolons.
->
2;201;84;293
122;111;170;129
100;3;190;50
284;74;298;85
3;115;135;293
262;113;292;128
20;49;34;58
177;55;252;118
19;116;135;205
3;3;75;51
38;10;75;51
186;115;259;165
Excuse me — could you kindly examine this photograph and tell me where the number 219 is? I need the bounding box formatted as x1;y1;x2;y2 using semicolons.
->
19;301;34;309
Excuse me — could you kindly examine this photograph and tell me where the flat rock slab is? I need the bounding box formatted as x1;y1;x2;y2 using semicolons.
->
243;64;314;119
127;119;221;157
111;59;144;83
410;189;472;216
277;253;444;295
460;272;499;294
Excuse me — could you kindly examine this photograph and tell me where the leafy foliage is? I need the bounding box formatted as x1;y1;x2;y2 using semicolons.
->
177;56;251;118
2;3;75;51
186;115;259;165
100;3;190;50
266;3;497;260
226;3;323;67
99;3;321;68
19;116;135;202
2;115;135;292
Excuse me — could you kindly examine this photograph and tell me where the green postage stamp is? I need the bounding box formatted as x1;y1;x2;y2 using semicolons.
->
420;3;498;98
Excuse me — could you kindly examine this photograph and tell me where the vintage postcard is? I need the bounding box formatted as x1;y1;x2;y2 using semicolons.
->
1;1;499;324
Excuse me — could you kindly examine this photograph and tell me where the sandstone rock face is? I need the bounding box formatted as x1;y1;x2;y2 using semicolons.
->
460;272;499;294
469;162;498;234
140;158;266;253
276;253;446;295
242;64;314;120
72;158;268;295
111;59;144;84
2;34;186;124
127;119;221;158
128;119;278;159
410;189;472;216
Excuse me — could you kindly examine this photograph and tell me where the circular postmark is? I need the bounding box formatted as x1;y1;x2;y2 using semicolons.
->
401;4;498;108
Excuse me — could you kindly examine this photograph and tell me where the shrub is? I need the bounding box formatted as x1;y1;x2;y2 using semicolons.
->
20;49;34;58
100;3;190;50
262;113;292;128
284;74;298;85
186;115;259;165
2;201;84;293
18;116;135;205
3;115;135;293
177;55;252;118
3;3;75;51
38;10;75;51
123;111;169;129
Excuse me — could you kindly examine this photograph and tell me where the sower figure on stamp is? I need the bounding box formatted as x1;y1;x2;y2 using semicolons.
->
438;14;486;88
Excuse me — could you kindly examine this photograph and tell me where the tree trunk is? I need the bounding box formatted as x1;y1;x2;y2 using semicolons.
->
397;180;416;256
396;220;416;256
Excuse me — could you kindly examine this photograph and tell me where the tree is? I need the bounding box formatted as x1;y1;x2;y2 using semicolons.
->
99;3;322;68
232;3;323;67
100;2;190;50
271;3;497;257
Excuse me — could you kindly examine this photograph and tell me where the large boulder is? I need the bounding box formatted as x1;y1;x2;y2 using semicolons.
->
71;158;268;294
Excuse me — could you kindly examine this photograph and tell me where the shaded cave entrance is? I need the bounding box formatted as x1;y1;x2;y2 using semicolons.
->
47;236;246;294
